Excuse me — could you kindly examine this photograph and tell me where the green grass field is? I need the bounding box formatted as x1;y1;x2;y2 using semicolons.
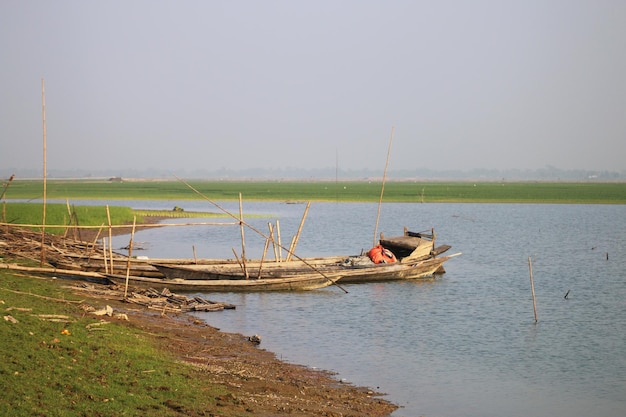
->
3;179;626;204
0;272;226;416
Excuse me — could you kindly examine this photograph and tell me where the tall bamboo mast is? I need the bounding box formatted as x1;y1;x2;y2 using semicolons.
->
373;127;394;247
40;79;47;266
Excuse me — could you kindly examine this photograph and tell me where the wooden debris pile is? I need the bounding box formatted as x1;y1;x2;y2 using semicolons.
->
2;226;238;314
127;287;236;312
0;225;98;266
71;282;236;313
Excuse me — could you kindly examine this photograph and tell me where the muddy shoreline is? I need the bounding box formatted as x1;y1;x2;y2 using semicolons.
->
61;221;400;415
74;283;398;416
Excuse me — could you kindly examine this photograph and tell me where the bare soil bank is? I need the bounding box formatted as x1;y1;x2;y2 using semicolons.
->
81;287;398;416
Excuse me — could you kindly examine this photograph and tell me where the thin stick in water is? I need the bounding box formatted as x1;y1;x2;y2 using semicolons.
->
528;256;538;323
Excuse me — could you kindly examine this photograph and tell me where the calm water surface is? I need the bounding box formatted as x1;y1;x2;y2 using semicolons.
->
101;200;626;417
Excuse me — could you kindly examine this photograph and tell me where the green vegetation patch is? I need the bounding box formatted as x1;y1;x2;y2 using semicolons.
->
2;203;138;228
0;271;227;416
3;179;626;204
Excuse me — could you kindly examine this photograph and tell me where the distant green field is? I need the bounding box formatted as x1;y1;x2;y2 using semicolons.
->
3;178;626;204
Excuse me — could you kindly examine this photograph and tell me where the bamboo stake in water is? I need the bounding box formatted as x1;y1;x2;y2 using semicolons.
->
373;127;395;247
124;216;136;298
528;256;538;323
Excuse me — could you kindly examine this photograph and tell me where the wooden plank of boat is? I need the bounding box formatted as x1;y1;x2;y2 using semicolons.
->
152;252;460;284
50;259;166;278
66;252;348;266
152;259;345;281
336;254;460;284
104;271;343;292
379;229;436;261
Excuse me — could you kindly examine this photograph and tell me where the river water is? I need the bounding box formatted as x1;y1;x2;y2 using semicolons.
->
98;200;626;417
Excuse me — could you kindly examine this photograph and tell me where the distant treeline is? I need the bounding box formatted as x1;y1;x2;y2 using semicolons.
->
3;179;626;204
2;166;624;181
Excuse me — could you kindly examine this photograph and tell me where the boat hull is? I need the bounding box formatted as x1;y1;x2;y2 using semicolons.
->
105;272;342;292
151;254;458;284
336;256;451;283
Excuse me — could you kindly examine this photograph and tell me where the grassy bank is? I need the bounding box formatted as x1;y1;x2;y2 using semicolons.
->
3;179;626;204
0;267;398;416
1;203;229;236
0;271;226;416
1;203;140;230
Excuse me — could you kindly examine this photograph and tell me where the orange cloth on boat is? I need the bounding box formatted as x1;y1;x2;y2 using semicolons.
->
367;245;397;264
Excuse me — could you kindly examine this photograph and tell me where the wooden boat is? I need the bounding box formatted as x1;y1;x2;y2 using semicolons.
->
104;271;344;292
336;254;457;283
59;253;349;278
0;261;342;292
150;228;458;284
151;253;458;284
35;227;456;289
152;257;346;280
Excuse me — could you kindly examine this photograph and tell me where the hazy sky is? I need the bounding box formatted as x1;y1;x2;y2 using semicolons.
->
2;1;625;176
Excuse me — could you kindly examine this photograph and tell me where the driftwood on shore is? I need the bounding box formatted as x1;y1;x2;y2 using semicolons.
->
1;225;236;313
70;282;236;312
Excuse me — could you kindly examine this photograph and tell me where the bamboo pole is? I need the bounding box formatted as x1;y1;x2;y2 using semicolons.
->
123;216;136;298
276;220;282;262
65;199;72;238
257;238;271;279
286;201;311;261
373;127;395;247
528;256;538;323
92;224;105;251
238;193;248;279
0;174;15;201
102;237;109;274
106;205;113;272
231;247;242;269
40;79;47;267
192;245;197;264
268;223;278;261
174;175;348;293
261;236;271;261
